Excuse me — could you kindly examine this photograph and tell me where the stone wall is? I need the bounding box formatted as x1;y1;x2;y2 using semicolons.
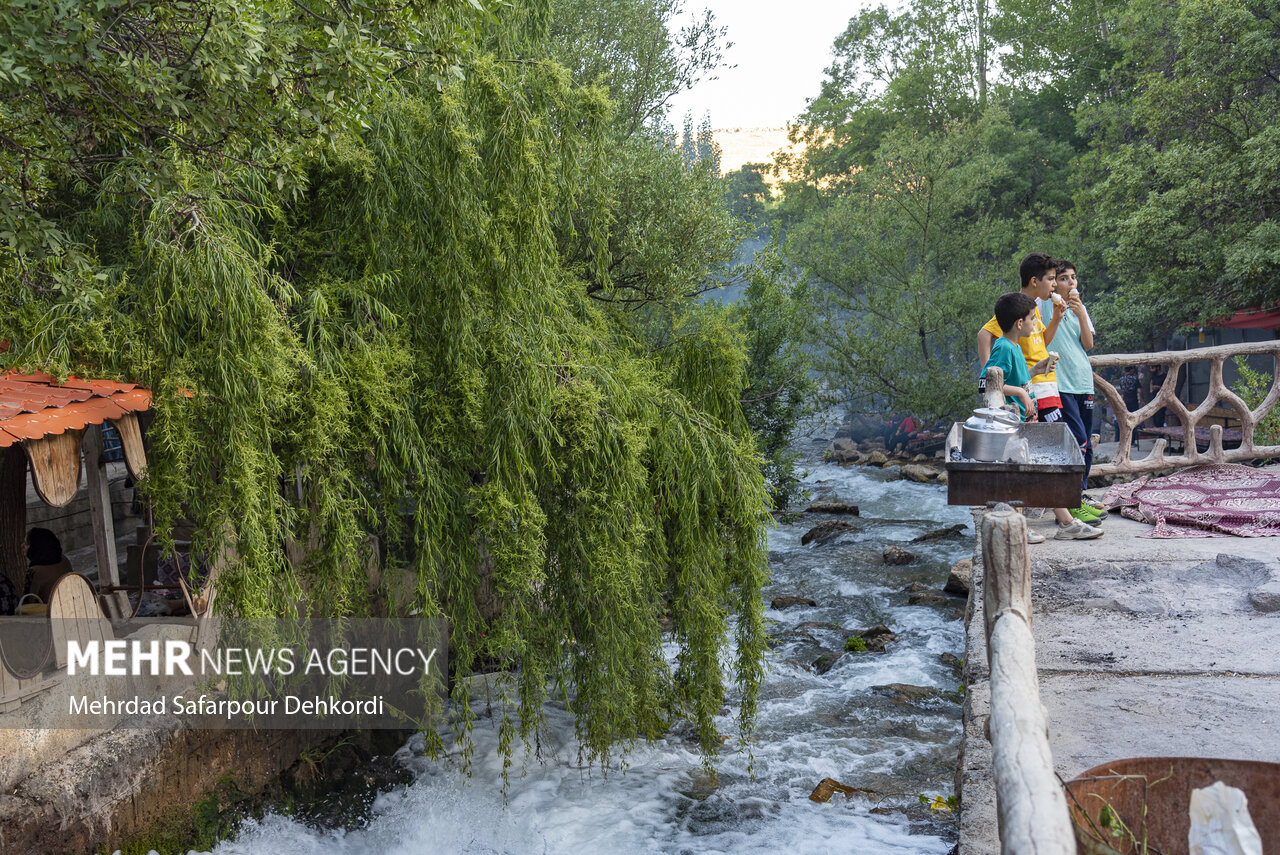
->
0;720;342;854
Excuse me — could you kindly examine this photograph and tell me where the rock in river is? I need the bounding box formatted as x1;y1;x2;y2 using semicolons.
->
811;651;843;674
771;595;818;610
805;501;860;515
899;464;938;483
801;518;861;545
872;683;939;705
911;524;967;543
857;624;898;652
907;591;953;608
882;545;915;565
945;558;973;597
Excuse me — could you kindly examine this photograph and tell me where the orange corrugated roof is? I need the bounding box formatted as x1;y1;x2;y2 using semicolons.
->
0;371;153;448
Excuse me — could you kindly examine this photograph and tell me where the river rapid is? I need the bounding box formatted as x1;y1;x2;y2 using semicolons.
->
205;441;973;855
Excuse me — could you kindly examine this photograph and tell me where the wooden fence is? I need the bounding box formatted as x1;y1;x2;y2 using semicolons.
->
1090;341;1280;476
980;504;1077;855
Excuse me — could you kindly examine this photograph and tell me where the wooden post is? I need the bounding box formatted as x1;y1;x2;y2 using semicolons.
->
84;425;127;618
0;445;27;591
981;504;1077;855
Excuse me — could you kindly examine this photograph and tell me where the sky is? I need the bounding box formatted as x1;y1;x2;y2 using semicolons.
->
666;1;865;130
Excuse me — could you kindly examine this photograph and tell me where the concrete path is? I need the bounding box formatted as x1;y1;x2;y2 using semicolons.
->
958;492;1280;854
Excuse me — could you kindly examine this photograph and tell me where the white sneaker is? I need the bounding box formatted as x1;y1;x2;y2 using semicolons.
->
1026;531;1046;544
1055;519;1103;540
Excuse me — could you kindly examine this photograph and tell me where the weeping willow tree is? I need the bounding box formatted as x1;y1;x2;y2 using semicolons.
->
0;0;769;764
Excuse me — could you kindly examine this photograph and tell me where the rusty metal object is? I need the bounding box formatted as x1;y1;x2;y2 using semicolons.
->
1064;757;1280;855
945;422;1085;507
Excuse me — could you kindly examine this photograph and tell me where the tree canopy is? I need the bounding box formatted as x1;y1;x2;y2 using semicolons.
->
779;0;1280;421
0;0;779;768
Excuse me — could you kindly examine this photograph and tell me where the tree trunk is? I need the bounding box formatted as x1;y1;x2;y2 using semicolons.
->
977;0;988;107
0;445;28;590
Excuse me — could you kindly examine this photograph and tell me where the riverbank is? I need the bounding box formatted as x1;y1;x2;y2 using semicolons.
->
957;477;1280;854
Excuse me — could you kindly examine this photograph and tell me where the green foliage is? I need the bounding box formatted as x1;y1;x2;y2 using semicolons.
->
0;0;771;770
721;164;773;224
1233;357;1280;446
0;0;482;276
730;241;815;506
1076;0;1280;337
790;114;1025;423
547;0;728;139
843;635;867;653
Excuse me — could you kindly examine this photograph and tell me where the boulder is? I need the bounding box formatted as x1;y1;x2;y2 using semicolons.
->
872;683;938;705
827;440;864;465
858;624;898;652
881;467;903;482
1251;581;1280;613
770;595;818;610
945;559;973;597
911;454;929;463
900;464;938;483
805;501;859;516
936;470;950;485
911;524;967;543
801;518;861;546
908;591;953;608
866;450;889;466
939;652;963;671
679;769;719;801
767;629;818;647
882;545;915;565
812;651;842;674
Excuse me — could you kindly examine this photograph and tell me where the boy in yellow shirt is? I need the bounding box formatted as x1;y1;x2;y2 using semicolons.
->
977;252;1065;419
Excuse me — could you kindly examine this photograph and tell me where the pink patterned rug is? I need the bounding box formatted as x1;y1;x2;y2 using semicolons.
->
1102;464;1280;538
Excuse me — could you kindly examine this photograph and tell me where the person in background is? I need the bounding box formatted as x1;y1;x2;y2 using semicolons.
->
1043;260;1105;521
25;527;72;605
1114;366;1142;447
0;570;17;615
1148;363;1171;428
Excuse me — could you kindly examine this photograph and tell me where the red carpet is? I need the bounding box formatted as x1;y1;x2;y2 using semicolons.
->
1102;463;1280;538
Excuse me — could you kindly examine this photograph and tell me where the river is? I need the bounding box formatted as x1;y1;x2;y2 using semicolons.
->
205;441;972;854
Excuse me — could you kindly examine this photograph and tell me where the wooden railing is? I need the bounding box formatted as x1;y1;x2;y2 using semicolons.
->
1089;341;1280;476
980;505;1076;855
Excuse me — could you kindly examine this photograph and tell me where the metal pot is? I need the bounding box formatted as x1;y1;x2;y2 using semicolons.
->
961;408;1019;461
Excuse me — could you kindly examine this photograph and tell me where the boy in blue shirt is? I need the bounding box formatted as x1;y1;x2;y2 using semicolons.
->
982;292;1037;420
981;291;1103;541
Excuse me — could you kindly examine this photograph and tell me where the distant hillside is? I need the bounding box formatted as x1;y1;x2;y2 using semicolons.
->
713;127;805;187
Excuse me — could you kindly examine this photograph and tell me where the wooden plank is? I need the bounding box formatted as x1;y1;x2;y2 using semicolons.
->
49;573;111;670
111;412;148;479
84;424;127;618
23;429;84;507
0;648;25;712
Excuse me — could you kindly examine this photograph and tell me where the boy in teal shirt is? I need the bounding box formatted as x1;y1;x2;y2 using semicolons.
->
981;292;1037;419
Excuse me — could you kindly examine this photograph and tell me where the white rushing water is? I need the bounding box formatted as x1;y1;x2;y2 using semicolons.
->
203;444;972;855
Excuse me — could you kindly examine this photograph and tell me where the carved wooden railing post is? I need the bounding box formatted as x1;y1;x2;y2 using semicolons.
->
1090;341;1280;476
981;504;1077;855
